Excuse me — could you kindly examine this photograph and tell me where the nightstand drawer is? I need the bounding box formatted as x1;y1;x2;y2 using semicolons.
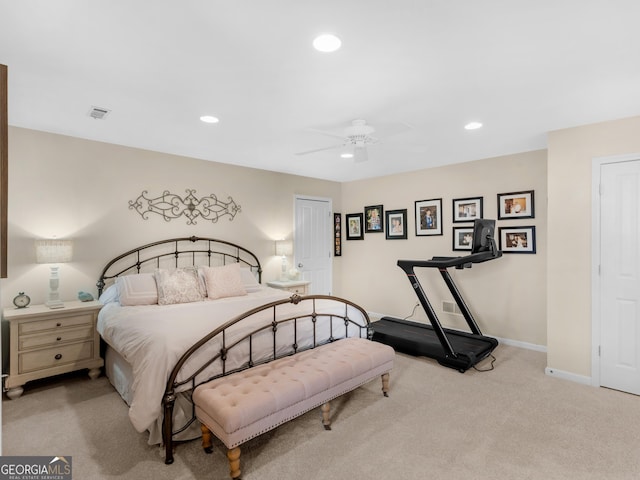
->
18;313;94;335
285;285;307;294
19;341;94;374
19;326;94;350
267;281;310;295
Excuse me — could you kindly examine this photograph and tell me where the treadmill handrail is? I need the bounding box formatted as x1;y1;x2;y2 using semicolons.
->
398;249;501;270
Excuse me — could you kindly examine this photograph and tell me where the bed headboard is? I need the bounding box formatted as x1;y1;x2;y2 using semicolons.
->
96;236;262;295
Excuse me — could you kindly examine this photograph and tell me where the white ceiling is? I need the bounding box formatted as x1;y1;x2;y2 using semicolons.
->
2;1;640;182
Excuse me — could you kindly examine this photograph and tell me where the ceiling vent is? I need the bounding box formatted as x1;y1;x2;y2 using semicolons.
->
88;106;110;120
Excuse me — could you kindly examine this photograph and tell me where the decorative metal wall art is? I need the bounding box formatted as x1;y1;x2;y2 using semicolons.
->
129;189;241;225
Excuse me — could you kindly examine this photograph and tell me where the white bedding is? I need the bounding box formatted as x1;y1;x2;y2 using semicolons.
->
97;286;368;440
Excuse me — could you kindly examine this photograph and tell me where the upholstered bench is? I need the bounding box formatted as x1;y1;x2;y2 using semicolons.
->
192;336;395;479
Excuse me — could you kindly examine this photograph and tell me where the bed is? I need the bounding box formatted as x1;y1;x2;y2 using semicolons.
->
96;237;371;447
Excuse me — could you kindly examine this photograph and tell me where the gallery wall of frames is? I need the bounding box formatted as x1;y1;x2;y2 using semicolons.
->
339;189;537;254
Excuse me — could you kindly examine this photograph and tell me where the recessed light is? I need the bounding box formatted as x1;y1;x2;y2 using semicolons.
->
313;34;342;52
200;115;219;124
340;152;354;159
464;121;483;130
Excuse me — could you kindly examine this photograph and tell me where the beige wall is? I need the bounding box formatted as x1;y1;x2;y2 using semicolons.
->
339;150;548;347
1;127;342;306
9;114;640;379
547;115;640;377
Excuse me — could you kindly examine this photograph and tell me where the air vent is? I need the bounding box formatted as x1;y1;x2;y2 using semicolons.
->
442;301;463;315
88;106;111;120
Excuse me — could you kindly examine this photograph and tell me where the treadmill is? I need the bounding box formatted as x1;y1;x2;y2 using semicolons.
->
371;219;502;372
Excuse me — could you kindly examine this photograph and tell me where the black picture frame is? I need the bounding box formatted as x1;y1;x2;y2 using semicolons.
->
364;204;384;233
498;225;536;253
452;226;474;251
415;198;443;236
346;213;364;240
497;190;535;219
385;209;408;240
334;213;342;256
452;196;483;223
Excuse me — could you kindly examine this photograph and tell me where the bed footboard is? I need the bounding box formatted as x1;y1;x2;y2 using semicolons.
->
162;293;371;464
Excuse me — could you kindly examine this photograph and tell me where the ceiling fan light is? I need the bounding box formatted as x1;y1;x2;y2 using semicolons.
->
464;121;483;130
313;34;342;52
340;152;354;159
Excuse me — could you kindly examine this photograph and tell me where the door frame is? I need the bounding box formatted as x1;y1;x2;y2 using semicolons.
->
293;194;333;294
591;152;640;387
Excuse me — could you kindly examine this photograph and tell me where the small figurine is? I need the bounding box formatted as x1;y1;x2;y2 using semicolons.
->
77;291;94;302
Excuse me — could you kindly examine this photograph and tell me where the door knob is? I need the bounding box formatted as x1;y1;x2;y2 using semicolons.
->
298;263;303;268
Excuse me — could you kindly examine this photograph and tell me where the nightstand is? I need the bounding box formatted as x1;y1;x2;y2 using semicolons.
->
3;300;104;399
266;280;311;295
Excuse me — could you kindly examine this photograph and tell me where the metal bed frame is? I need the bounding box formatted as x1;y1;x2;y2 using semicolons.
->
162;293;371;464
97;236;262;295
95;236;371;465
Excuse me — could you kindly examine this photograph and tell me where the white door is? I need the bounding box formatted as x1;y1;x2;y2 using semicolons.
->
599;159;640;394
294;196;332;295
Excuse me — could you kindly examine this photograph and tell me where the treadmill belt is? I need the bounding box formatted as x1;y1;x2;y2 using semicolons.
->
371;317;497;371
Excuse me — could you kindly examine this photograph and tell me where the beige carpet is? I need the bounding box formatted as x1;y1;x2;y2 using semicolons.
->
3;345;640;480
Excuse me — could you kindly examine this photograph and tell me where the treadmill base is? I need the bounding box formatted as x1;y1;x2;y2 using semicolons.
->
371;316;498;372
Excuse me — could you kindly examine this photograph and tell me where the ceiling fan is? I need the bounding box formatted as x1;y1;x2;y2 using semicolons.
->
295;119;411;163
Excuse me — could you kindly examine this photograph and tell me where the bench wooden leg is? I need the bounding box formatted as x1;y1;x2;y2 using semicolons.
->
381;373;390;397
201;423;213;454
227;447;241;479
321;401;331;430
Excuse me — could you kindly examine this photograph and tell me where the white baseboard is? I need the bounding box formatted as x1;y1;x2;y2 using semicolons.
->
367;311;387;322
492;335;547;353
544;367;591;386
369;312;597;386
368;312;547;353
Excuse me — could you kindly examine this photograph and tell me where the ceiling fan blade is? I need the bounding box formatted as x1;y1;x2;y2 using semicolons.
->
304;128;347;141
374;121;413;138
295;143;345;156
354;146;368;163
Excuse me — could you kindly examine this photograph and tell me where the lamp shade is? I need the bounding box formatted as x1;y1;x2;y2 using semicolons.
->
275;240;293;257
35;239;73;264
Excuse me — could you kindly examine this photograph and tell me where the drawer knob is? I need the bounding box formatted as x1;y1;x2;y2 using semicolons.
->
56;337;62;341
54;354;62;360
56;322;62;327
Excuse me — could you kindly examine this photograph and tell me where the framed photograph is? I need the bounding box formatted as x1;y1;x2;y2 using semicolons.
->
497;190;535;219
385;209;408;240
346;213;364;240
334;213;342;256
452;226;474;251
498;225;536;254
364;205;384;233
415;198;442;236
453;196;483;223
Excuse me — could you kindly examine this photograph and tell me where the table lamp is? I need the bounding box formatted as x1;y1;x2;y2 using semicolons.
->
36;238;73;309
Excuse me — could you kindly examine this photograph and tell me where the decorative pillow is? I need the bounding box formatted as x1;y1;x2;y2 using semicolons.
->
116;273;158;306
240;267;261;292
202;263;248;299
155;267;205;305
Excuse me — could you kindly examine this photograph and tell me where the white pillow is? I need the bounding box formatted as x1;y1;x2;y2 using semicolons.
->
99;284;119;304
116;274;158;306
202;263;247;299
155;267;205;305
240;267;261;292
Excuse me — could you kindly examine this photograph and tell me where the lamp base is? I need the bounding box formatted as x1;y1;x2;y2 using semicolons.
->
45;300;65;309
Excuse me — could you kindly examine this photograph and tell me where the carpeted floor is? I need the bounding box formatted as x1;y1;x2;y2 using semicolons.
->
3;345;640;479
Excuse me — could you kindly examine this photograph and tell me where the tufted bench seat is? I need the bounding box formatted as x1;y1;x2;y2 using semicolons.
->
192;336;395;479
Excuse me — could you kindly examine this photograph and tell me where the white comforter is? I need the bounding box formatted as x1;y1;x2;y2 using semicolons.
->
97;287;367;434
